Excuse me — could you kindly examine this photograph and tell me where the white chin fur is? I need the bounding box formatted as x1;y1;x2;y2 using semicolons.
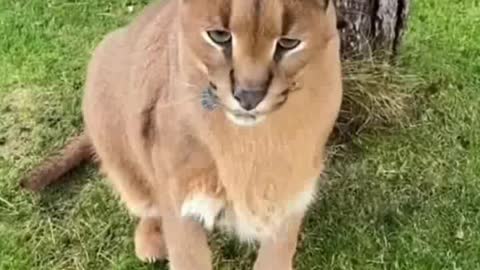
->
226;112;266;127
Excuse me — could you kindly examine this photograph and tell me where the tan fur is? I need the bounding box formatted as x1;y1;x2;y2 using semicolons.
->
23;0;342;269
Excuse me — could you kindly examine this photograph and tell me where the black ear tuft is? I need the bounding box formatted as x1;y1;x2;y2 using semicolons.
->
323;0;330;10
337;18;348;30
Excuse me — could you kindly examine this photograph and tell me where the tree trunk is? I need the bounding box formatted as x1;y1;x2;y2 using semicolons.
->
335;0;410;59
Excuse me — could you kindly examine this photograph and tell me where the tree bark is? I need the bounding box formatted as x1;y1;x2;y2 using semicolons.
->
335;0;410;59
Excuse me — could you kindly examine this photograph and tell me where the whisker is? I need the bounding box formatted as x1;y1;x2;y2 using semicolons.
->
213;100;235;114
257;98;287;116
154;80;213;110
289;85;303;93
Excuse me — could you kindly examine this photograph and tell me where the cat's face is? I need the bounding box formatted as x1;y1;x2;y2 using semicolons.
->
181;0;337;126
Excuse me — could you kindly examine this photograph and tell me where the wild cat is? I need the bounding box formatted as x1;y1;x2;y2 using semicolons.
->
21;0;342;269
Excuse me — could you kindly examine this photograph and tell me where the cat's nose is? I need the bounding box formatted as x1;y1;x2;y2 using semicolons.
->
233;89;267;111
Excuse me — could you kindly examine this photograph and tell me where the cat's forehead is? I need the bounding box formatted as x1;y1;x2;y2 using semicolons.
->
186;0;324;35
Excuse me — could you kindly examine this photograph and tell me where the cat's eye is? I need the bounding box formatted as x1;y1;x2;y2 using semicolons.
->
207;30;232;45
277;38;301;50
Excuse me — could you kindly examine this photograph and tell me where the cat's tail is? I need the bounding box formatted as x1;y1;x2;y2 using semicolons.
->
20;132;95;192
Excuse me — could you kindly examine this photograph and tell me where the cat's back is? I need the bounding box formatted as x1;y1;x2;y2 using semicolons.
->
82;0;177;158
83;0;176;122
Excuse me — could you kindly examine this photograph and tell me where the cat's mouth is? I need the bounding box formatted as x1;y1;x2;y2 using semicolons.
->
221;97;283;127
225;111;266;127
201;82;297;127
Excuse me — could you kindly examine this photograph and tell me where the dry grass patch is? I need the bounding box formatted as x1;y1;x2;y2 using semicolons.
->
332;59;424;145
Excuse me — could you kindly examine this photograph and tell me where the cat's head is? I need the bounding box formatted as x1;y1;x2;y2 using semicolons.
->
180;0;338;126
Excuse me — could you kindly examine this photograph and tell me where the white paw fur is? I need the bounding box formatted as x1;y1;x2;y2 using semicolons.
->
181;194;225;230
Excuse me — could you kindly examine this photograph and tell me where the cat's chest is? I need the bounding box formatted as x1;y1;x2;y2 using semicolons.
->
218;177;318;241
181;100;324;240
181;175;319;241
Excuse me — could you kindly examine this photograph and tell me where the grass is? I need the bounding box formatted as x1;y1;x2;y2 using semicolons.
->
334;59;422;144
1;0;479;269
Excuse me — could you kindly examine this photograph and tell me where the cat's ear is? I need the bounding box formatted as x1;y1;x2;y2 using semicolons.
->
337;16;348;30
319;0;330;11
323;0;345;29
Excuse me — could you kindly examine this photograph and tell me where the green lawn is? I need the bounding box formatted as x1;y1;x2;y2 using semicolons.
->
1;0;479;269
